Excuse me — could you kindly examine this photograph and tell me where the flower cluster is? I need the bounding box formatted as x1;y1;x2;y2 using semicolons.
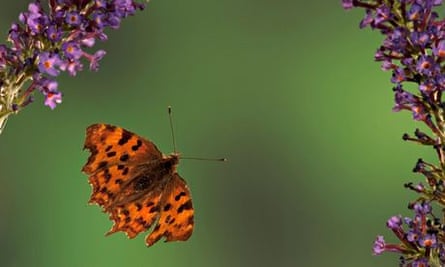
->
373;202;445;266
0;0;146;133
343;0;445;266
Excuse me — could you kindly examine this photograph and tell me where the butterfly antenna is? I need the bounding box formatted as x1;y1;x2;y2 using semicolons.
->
181;156;227;162
168;106;177;153
168;106;226;162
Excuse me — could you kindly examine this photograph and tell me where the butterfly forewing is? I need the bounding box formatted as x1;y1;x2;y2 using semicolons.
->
82;123;162;175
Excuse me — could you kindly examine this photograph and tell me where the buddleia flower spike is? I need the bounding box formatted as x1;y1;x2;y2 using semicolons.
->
343;0;445;266
0;0;147;134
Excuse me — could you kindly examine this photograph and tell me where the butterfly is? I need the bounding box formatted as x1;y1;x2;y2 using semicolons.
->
81;123;194;246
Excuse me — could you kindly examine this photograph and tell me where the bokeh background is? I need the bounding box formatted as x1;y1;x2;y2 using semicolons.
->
0;1;435;266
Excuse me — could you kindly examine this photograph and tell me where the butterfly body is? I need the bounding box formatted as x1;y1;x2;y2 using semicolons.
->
82;123;194;247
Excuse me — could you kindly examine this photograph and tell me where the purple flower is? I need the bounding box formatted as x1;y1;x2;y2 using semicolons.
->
46;25;62;42
373;236;386;255
387;215;403;229
34;77;62;109
343;1;445;265
410;31;431;48
65;11;82;26
416;55;437;76
44;90;62;109
88;49;106;71
38;52;62;76
107;14;122;29
62;42;82;59
419;234;437;248
27;2;40;14
372;235;405;255
392;85;429;121
359;9;374;28
433;40;445;58
342;0;353;10
21;2;49;35
406;229;419;242
375;6;392;26
418;79;436;93
413;202;431;215
0;0;147;132
60;60;83;76
407;4;423;21
114;0;137;17
391;67;406;83
381;59;395;71
92;12;107;28
81;37;96;47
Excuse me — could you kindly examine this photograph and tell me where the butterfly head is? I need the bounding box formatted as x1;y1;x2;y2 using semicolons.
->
162;152;180;171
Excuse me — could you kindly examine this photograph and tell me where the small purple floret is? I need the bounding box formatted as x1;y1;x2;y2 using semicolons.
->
387;215;403;229
44;91;62;109
38;52;62;76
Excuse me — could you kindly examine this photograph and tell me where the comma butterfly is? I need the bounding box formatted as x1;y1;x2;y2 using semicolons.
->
81;121;196;247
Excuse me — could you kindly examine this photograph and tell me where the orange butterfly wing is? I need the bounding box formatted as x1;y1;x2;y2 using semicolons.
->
82;123;162;174
146;173;194;246
82;123;194;247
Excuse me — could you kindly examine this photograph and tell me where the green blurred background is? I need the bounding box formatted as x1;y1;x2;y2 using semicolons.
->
0;1;435;266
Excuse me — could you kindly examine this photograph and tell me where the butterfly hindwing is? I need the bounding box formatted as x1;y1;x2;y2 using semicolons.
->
146;173;194;246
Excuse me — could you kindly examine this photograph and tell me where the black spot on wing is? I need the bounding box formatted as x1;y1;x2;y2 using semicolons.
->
105;125;116;131
118;130;132;146
106;151;116;157
163;203;171;211
98;161;108;169
149;205;160;213
174;191;186;201
131;139;143;151
120;154;129;162
165;215;172;224
177;200;193;214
